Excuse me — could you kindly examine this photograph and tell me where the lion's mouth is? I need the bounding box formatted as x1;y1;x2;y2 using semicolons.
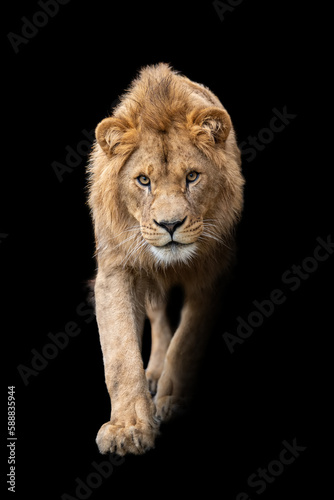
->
162;241;190;248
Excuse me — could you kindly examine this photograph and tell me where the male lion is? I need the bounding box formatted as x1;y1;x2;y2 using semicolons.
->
87;63;244;455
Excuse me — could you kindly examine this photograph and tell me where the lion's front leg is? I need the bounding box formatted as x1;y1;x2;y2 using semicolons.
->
155;292;214;422
95;269;159;456
145;299;173;396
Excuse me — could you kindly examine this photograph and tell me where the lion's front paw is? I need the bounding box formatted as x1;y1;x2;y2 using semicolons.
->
96;420;158;455
96;397;159;456
145;369;160;396
155;395;188;423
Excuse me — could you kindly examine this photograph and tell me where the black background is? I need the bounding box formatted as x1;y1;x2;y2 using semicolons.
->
3;1;332;499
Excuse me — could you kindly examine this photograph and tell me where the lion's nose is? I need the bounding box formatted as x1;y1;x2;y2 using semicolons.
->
154;217;186;236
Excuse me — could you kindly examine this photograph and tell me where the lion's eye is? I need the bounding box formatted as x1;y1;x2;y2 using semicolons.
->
137;175;150;186
186;171;199;183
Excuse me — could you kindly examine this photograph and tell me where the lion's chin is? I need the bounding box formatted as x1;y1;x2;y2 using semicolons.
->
149;242;198;266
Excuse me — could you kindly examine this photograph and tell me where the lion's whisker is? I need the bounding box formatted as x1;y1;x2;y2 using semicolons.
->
128;240;148;267
121;238;147;268
201;231;232;250
134;240;150;267
110;232;139;251
109;225;141;241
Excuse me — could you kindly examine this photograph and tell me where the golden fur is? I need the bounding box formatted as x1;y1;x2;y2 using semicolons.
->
87;63;244;455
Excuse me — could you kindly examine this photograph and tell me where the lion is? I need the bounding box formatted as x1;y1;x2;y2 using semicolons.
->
87;63;244;455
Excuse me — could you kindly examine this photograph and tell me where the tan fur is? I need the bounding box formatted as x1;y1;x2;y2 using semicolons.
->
87;63;244;455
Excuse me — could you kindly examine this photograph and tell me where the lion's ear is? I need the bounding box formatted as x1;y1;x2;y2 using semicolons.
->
95;116;138;157
187;107;232;149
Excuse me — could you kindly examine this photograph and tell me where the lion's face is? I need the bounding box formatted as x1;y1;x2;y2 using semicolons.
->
89;65;244;269
120;127;227;265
